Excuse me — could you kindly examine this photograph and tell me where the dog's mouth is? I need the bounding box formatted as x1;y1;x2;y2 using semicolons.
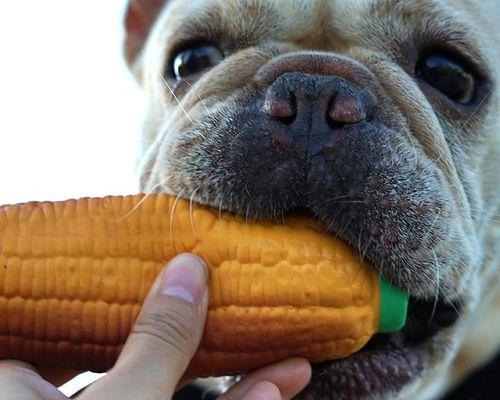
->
287;208;463;399
303;297;462;399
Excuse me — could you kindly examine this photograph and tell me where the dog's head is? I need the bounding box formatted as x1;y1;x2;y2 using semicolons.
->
124;1;500;398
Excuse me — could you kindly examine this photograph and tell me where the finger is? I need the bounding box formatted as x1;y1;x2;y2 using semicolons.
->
0;360;68;400
240;381;281;400
80;253;208;400
0;360;37;372
220;358;311;400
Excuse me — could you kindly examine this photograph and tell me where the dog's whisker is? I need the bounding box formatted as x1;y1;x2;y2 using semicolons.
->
379;129;418;172
336;200;368;204
430;249;441;322
245;203;251;224
189;188;198;236
244;184;252;198
157;73;209;142
182;79;210;113
357;227;364;257
158;72;194;123
445;294;463;317
326;194;352;201
113;179;168;222
361;236;373;262
336;218;354;243
322;206;346;235
459;89;492;133
252;196;262;223
169;189;185;243
420;207;442;244
218;198;224;220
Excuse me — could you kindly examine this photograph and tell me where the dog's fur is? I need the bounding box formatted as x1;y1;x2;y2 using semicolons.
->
124;1;500;399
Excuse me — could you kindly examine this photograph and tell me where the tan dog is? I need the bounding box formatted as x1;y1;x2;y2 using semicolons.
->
124;1;500;399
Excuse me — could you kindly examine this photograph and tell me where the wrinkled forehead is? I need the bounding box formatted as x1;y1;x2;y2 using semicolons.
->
159;0;496;63
162;0;496;32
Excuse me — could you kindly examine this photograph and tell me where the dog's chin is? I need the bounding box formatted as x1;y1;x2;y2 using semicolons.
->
298;298;461;400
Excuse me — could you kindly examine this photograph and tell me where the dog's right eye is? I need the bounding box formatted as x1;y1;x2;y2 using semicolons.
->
416;53;477;104
171;44;223;80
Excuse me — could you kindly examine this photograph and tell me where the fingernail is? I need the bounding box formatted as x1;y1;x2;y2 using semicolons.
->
159;254;207;303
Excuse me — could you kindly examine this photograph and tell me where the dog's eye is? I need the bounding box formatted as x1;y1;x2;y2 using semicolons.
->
417;54;476;104
171;44;223;80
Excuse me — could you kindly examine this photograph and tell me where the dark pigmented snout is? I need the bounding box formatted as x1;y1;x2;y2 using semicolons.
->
262;72;369;124
260;72;375;155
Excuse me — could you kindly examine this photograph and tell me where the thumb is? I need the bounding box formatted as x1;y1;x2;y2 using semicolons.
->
84;253;209;400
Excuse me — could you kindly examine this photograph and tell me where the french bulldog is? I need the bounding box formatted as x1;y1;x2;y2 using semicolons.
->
123;0;500;399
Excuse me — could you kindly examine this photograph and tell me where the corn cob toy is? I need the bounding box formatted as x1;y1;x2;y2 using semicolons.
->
0;194;407;378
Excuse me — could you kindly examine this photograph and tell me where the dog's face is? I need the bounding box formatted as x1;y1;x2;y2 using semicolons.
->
125;0;500;398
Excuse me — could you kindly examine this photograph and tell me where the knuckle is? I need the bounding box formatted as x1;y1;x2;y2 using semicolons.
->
132;305;195;353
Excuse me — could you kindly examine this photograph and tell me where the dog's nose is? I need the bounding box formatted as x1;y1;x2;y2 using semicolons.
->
261;72;371;153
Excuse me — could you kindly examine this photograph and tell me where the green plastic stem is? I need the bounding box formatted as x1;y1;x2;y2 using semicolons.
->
378;277;408;333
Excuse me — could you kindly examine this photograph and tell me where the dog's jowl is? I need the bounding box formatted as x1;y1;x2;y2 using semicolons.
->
124;1;500;399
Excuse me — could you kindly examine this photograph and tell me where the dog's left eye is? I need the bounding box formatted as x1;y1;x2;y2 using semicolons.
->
416;54;476;104
171;44;223;80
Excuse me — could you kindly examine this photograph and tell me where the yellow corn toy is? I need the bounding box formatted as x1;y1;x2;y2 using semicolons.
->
0;194;407;378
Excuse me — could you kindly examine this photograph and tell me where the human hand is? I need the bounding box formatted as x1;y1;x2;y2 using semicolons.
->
0;253;312;400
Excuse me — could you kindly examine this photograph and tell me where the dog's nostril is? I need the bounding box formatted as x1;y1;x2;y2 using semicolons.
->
260;72;375;157
262;94;297;125
328;91;367;125
262;73;371;132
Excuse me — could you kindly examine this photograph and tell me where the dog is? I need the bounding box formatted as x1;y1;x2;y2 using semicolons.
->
123;1;500;399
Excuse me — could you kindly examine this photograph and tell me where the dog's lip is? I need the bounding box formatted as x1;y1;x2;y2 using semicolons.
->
309;333;425;400
306;298;461;399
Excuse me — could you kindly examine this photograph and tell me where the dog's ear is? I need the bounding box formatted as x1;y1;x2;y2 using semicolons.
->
124;0;167;65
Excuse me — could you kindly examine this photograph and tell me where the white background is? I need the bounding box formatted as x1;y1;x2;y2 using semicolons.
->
0;1;144;206
0;1;146;394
